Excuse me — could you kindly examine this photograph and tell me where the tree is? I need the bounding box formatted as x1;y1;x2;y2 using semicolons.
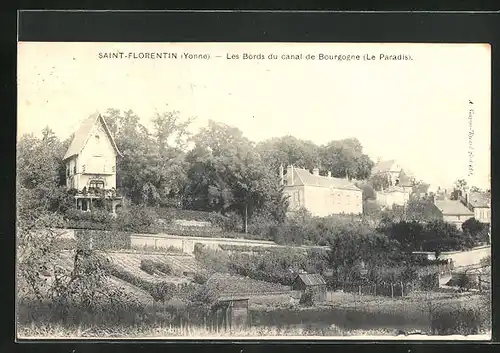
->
462;218;489;245
371;174;391;191
451;179;468;200
469;186;481;193
102;108;192;205
256;136;321;174
185;121;285;233
320;138;374;180
421;220;465;257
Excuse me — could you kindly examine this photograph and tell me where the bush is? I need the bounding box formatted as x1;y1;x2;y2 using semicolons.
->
140;259;157;275
117;205;158;233
154;262;172;275
430;306;486;335
104;261;177;302
193;272;209;285
299;289;314;306
209;212;242;232
140;259;173;276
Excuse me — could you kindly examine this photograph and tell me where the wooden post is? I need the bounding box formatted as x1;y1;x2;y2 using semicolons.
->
245;204;248;234
401;281;404;297
358;285;361;296
391;283;394;298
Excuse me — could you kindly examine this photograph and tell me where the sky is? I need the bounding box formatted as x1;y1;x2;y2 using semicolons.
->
17;42;491;190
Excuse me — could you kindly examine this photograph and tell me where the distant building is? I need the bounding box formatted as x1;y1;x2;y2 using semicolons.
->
376;186;411;208
291;272;327;302
434;200;474;229
280;165;362;217
413;182;431;198
463;191;491;224
371;159;415;187
63;112;123;213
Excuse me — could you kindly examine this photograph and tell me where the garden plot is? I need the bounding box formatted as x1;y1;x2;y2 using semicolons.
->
104;252;201;284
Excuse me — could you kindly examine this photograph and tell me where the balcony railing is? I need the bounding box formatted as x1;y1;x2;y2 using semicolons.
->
74;187;123;199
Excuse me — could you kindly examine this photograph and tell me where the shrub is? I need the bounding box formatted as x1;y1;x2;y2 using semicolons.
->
456;273;477;291
430;305;486;335
299;289;314;306
193;272;209;285
140;259;157;275
117;205;158;233
154;262;172;275
140;259;173;276
209;212;242;232
104;261;177;302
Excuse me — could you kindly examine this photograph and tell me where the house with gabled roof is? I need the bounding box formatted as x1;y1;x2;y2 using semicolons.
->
279;165;362;217
434;199;474;230
464;191;491;224
371;159;415;187
63;112;123;213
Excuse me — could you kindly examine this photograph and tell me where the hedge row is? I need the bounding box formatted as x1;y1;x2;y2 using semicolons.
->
140;259;173;276
94;254;178;302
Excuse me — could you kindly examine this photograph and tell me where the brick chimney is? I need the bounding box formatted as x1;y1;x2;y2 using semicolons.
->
279;165;284;185
286;165;294;186
312;168;320;176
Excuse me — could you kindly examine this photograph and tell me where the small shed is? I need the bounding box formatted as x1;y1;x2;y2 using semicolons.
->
203;273;290;330
211;295;250;330
292;273;327;302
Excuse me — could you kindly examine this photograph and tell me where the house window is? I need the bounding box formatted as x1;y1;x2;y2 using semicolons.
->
89;180;105;189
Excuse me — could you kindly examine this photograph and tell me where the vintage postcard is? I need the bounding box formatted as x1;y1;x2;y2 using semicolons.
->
16;42;491;340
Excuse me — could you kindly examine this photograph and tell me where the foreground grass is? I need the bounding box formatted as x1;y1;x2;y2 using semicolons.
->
17;322;491;339
17;322;398;338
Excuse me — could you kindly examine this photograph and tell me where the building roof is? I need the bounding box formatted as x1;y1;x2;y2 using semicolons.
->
204;273;290;300
372;160;397;174
287;167;360;191
63;112;122;160
294;273;326;286
468;192;491;208
434;200;474;216
372;160;415;178
398;170;413;187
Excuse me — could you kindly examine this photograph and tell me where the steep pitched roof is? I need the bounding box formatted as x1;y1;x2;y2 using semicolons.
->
372;160;415;178
63;112;122;160
295;273;326;286
468;192;491;208
434;200;474;216
288;167;360;191
398;170;413;187
371;160;397;174
204;273;289;300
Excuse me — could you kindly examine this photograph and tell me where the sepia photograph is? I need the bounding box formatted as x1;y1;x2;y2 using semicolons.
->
16;42;491;340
